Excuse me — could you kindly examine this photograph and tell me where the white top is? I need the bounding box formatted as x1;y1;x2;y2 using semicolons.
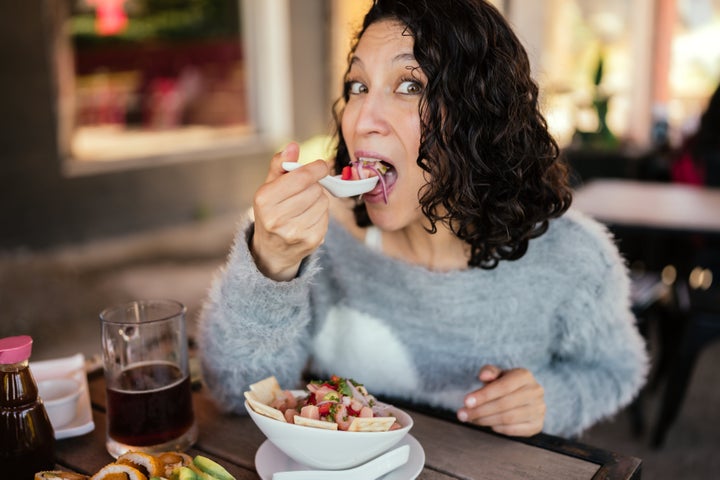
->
364;226;383;252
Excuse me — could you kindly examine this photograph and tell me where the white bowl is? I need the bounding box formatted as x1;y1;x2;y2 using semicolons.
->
38;378;82;428
245;400;413;470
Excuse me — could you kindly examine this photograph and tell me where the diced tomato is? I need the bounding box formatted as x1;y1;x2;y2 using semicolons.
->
341;167;352;180
318;403;331;415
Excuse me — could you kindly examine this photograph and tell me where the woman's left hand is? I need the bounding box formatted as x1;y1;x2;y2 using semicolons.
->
457;365;545;437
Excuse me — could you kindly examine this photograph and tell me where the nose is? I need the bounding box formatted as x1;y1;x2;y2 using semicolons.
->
352;90;391;136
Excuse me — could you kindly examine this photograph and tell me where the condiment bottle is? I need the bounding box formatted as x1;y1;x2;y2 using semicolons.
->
0;335;55;478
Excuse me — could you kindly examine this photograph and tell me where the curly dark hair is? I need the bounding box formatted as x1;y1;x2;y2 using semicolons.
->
332;0;572;269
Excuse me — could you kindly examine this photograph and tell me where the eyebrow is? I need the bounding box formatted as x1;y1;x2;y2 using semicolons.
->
349;52;418;68
392;52;416;64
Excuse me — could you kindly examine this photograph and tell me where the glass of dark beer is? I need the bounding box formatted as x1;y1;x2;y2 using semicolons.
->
100;299;197;458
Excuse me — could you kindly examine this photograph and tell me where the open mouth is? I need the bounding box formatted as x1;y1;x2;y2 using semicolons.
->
350;158;395;203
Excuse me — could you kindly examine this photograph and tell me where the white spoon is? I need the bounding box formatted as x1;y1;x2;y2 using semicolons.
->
282;161;379;198
271;444;410;480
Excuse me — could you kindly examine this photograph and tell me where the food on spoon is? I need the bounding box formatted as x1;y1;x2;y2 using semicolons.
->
352;158;389;180
350;158;390;203
244;375;402;432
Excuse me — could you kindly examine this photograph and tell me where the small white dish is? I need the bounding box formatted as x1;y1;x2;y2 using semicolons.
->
281;161;379;197
38;378;82;428
30;353;95;439
255;434;424;480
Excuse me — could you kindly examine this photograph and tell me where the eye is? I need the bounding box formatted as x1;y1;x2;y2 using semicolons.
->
346;80;367;95
396;79;423;95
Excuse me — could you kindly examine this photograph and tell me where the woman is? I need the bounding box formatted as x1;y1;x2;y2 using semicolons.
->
671;82;720;187
198;0;647;438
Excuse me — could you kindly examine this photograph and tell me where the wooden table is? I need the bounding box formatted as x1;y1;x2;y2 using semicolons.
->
572;179;720;235
52;373;642;479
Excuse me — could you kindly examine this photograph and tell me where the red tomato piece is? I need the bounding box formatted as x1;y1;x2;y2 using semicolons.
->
341;166;352;180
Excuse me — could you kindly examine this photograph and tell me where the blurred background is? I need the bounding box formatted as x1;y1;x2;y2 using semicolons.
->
1;0;719;478
1;0;719;249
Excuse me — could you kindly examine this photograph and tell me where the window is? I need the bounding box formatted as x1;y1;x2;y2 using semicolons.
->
59;0;292;175
513;0;720;150
667;0;720;142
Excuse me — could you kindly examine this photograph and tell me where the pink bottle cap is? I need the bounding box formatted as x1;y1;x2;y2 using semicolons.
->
0;335;34;364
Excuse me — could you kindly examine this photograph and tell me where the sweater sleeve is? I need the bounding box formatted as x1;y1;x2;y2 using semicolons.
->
535;217;649;437
197;220;321;414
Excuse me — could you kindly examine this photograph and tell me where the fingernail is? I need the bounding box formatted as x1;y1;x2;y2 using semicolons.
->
457;411;468;422
465;397;477;408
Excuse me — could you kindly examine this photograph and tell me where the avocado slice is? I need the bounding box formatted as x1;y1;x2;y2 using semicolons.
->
192;456;235;480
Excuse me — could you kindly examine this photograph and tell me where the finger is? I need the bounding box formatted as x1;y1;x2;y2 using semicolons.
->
468;398;546;427
458;377;544;430
255;182;327;239
268;159;330;203
266;143;301;182
254;171;326;224
460;365;501;410
269;190;329;245
269;144;330;184
469;380;544;417
478;364;502;382
464;369;529;408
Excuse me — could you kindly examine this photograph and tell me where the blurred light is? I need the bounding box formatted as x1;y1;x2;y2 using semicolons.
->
589;12;624;44
88;0;128;36
679;0;715;29
689;266;713;290
661;264;677;285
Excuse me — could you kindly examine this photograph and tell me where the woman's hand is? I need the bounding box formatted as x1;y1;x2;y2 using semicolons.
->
251;143;330;281
457;365;545;437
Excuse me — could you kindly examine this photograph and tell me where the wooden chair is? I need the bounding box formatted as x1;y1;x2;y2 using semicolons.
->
627;270;671;436
650;249;720;447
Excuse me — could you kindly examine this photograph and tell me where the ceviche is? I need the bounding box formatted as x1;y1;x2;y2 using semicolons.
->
342;159;391;203
244;375;401;432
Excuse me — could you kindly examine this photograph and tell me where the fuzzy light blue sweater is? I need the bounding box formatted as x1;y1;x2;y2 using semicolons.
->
198;208;648;437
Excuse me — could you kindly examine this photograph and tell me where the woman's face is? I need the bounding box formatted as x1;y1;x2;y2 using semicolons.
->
341;19;428;232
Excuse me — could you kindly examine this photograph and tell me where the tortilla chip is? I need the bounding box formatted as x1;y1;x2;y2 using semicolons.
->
348;416;396;432
249;376;283;404
293;415;339;430
245;394;287;422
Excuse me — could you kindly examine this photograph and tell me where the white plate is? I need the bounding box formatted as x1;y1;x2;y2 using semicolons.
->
255;434;425;480
30;353;95;439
